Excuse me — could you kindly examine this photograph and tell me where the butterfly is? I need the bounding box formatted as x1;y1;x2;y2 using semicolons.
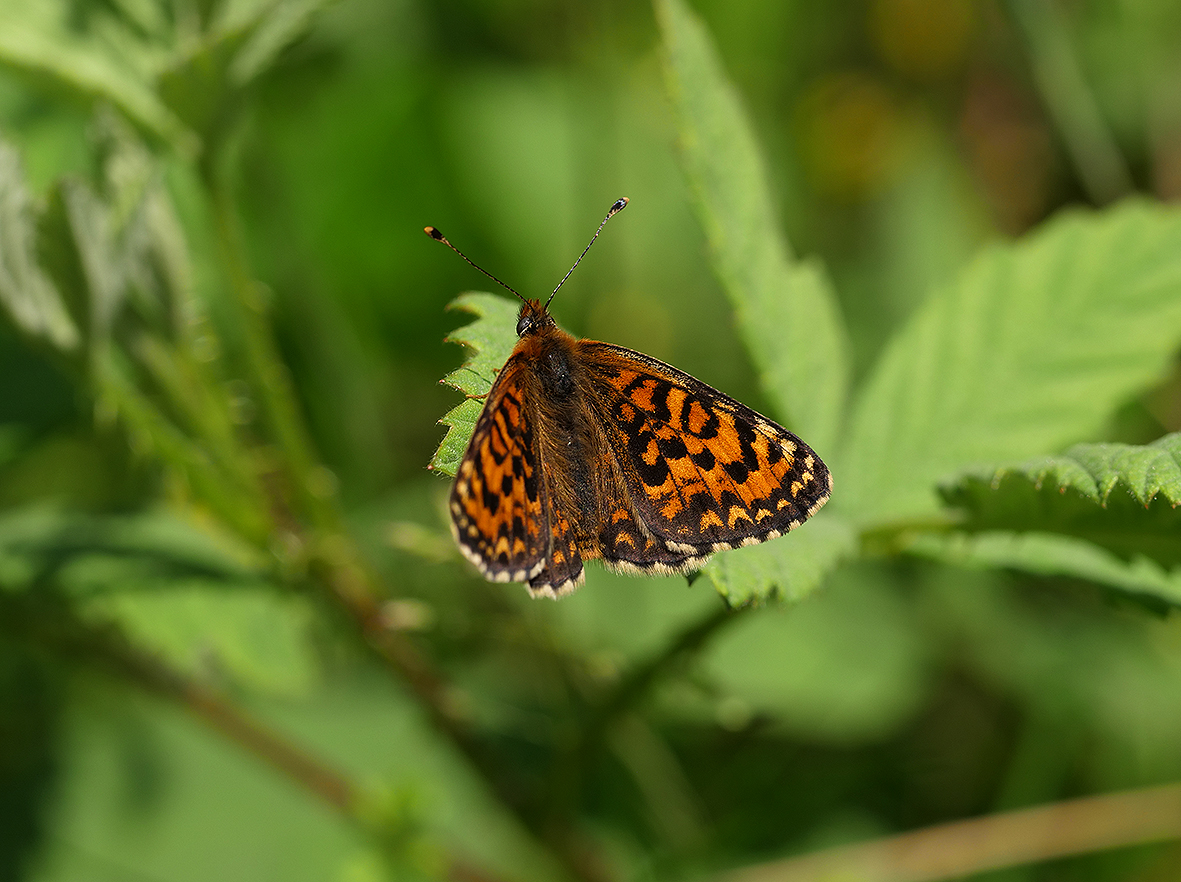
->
427;198;831;598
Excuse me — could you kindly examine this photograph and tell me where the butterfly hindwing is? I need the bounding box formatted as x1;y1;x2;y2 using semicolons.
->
578;342;832;560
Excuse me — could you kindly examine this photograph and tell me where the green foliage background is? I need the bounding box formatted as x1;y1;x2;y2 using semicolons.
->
2;0;1181;880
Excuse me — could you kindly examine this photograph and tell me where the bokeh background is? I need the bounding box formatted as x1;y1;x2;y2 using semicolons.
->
3;0;1181;880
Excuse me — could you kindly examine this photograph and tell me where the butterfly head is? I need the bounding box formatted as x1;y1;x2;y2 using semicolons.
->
516;299;555;338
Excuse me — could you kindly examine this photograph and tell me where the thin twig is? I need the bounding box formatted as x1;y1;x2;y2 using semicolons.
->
590;601;744;732
715;781;1181;882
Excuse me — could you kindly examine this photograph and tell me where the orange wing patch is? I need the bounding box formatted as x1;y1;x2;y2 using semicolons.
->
450;360;549;584
579;342;832;557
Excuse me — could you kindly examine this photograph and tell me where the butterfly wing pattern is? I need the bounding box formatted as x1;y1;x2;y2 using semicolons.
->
581;343;831;573
448;313;832;598
435;200;830;599
449;355;550;585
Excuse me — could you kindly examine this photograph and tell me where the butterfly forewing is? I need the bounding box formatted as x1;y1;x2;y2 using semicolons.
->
579;342;832;558
449;357;551;584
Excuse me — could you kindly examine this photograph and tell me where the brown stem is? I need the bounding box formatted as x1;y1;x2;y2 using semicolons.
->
13;595;532;882
716;781;1181;882
52;609;361;816
171;677;357;813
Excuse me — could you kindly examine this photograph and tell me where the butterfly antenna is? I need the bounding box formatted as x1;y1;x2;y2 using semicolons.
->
424;226;527;304
544;197;628;311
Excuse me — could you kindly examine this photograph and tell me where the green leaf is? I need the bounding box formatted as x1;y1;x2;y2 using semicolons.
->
429;292;519;476
0;506;314;694
0;506;269;596
97;369;273;544
0;139;80;351
34;118;169;358
0;13;196;154
703;567;928;740
940;432;1181;567
701;511;857;606
160;0;337;143
82;586;317;696
229;0;341;86
909;531;1181;609
655;0;850;454
841;200;1181;526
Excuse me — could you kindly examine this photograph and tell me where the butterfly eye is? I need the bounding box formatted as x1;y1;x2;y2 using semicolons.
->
516;314;534;337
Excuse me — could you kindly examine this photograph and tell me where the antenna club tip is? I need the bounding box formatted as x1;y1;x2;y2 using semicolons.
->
611;197;629;214
424;226;446;241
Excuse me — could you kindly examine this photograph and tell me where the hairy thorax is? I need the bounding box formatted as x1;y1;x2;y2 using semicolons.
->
515;327;615;550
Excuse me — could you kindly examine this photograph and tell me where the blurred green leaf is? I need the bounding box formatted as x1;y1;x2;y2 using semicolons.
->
97;367;272;544
0;506;313;694
0;639;60;879
704;568;929;741
429;292;518;476
910;531;1181;609
59;178;124;351
82;586;317;696
701;510;856;606
0;139;79;350
160;0;338;143
0;14;196;153
0;506;269;596
927;569;1181;756
32;116;178;356
941;432;1181;567
656;0;850;454
841;200;1181;525
230;0;341;86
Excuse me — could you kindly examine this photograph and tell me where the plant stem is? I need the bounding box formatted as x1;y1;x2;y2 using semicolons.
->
548;602;747;829
199;162;612;882
123;647;360;814
205;168;341;534
4;594;359;815
715;780;1181;882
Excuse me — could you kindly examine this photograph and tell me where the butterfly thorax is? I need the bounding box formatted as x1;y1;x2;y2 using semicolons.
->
510;314;614;545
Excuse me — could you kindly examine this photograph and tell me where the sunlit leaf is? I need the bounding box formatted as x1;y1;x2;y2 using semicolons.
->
430;292;518;476
940;432;1181;567
701;511;856;606
909;531;1181;609
656;0;850;454
841;200;1181;525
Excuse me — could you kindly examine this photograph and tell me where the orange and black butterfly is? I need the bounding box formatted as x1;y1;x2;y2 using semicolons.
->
427;198;831;598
